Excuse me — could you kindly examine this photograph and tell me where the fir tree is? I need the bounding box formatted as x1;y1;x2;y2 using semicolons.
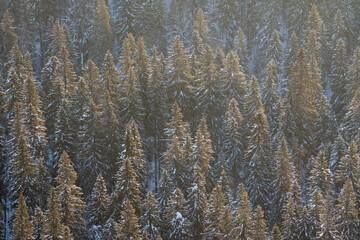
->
284;32;299;83
282;195;298;240
193;9;209;44
165;188;191;239
308;149;334;197
233;27;249;78
87;174;110;239
222;51;247;111
223;98;244;185
116;200;141;240
41;187;66;240
140;192;161;239
347;47;360;102
266;30;282;76
335;140;360;190
111;156;141;220
55;151;86;239
331;38;348;123
102;50;119;106
253;205;267;240
271;224;282;240
234;183;254;240
203;184;226;239
329;132;348;173
245;77;273;211
92;0;113;64
273;137;295;224
316;194;340;239
119;66;144;127
186;165;207;239
32;207;44;240
343;90;360;140
217;205;236;240
11;192;34;240
0;10;17;68
166;36;193;118
7;102;38;210
262;59;281;134
156;170;173;230
336;179;359;239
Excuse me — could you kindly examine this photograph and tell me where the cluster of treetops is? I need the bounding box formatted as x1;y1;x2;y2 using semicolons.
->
1;1;360;240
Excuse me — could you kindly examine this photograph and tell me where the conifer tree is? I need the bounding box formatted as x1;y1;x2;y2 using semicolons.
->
343;90;360;140
316;193;340;239
77;99;107;197
166;36;193;117
113;0;142;44
12;192;34;240
308;189;324;238
329;132;348;173
195;44;224;134
234;183;254;240
217;205;236;240
194;9;209;44
186;165;207;239
282;195;298;240
140;192;161;239
271;224;282;240
165;188;191;239
102;50;119;106
55;151;86;238
92;0;113;64
116;200;141;240
222;51;247;111
203;184;226;239
266;30;282;75
7;102;38;210
156;170;173;228
347;47;360;102
253;205;267;240
120;66;144;126
331;38;348;123
262;59;281;134
273;137;295;224
308;149;334;197
284;32;299;83
286;47;317;151
42;187;66;240
336;179;359;239
223;98;244;185
32;207;44;240
111;157;141;220
0;10;17;68
335;140;360;190
245;77;273;210
87;174;110;238
314;94;335;150
46;21;66;60
234;27;249;78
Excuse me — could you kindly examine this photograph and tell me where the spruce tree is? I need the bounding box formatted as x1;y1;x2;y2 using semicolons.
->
347;47;360;102
7;102;38;210
186;165;207;239
222;51;247;111
343;90;360;140
336;179;359;239
233;27;249;78
316;194;340;239
308;149;334;197
253;205;267;240
87;174;110;239
166;36;193;118
266;30;282;76
55;151;86;239
116;200;141;240
140;192;161;239
92;0;113;64
0;10;17;68
331;38;348;123
217;205;236;240
284;32;299;83
234;183;254;240
165;188;191;239
281;195;298;240
156;170;173;231
11;192;34;240
273;137;295;224
271;224;282;240
245;77;273;211
329;132;348;173
193;9;209;44
222;98;244;185
41;187;66;240
102;50;120;106
111;156;141;220
32;207;44;240
203;184;226;239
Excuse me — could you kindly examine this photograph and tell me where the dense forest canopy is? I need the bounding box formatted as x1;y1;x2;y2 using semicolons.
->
1;0;360;239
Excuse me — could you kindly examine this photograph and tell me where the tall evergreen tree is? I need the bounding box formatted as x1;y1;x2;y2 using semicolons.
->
343;90;360;140
336;179;359;239
111;157;141;220
32;207;44;240
217;205;236;240
329;132;348;173
271;224;282;240
347;47;360;102
222;98;244;185
233;27;249;78
0;10;17;69
116;200;141;240
234;183;254;240
41;187;66;240
55;151;86;239
253;205;267;240
140;192;161;239
11;193;34;240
